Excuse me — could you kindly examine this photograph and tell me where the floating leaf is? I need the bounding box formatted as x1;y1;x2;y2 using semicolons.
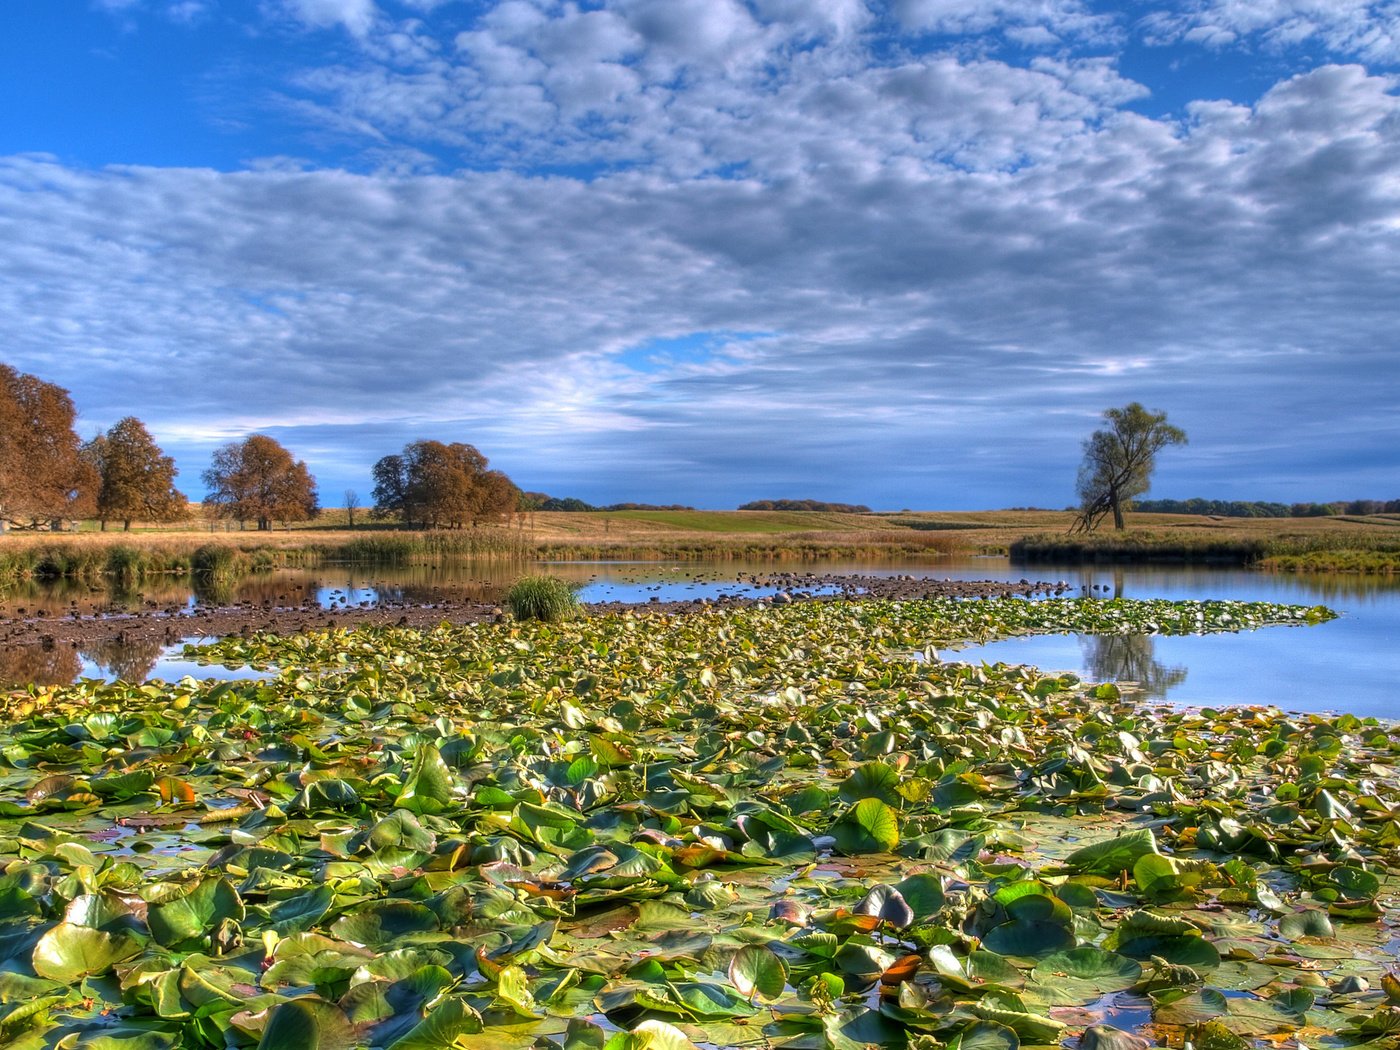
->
257;998;356;1050
1031;947;1142;1003
396;744;455;815
148;878;245;949
839;762;901;806
1278;909;1334;940
728;944;787;1002
831;798;900;854
855;885;915;929
1065;829;1158;877
31;923;145;983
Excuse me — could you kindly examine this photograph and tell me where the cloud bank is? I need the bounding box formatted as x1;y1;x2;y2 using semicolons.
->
4;1;1399;505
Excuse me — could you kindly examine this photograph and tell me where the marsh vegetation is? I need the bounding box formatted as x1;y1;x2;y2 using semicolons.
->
4;596;1398;1050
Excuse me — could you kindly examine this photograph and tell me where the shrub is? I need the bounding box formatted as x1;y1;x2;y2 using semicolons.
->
506;575;580;622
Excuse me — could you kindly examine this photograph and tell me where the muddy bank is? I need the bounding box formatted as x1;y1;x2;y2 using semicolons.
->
0;572;1071;680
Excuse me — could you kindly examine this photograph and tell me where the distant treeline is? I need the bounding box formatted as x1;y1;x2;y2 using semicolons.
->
520;493;695;512
1136;498;1400;518
737;499;873;513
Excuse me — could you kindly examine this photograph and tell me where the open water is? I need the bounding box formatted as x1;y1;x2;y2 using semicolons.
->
2;557;1395;718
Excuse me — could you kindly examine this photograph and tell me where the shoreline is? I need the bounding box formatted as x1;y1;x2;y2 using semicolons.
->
1;571;1072;672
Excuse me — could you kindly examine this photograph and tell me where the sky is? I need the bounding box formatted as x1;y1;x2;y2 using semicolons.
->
2;0;1398;510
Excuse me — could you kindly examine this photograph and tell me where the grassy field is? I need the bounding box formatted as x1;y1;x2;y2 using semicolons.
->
3;509;1399;579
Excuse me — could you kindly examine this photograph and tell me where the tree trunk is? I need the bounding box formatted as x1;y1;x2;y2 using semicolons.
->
1111;494;1125;530
123;521;131;532
100;520;107;532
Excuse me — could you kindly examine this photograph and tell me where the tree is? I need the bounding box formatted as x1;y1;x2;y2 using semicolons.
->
0;363;97;529
371;440;518;528
202;435;318;530
83;417;185;531
1072;403;1186;532
344;489;360;528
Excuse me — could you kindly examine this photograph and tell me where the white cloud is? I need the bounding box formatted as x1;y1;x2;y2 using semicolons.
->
280;0;379;36
278;3;1149;179
4;62;1400;502
11;2;1400;503
1144;1;1400;64
892;0;1118;44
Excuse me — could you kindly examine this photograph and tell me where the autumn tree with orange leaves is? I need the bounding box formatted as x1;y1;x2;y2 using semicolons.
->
0;364;97;530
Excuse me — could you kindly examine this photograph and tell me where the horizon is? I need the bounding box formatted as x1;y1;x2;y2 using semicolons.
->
3;0;1398;508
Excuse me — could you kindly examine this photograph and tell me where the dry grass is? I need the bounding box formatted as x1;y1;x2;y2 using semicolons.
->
4;509;1397;577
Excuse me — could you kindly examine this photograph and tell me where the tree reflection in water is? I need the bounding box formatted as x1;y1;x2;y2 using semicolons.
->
0;643;81;688
79;633;167;684
1080;633;1187;701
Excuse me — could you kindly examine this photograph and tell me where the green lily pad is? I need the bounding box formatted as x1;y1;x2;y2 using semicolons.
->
31;922;145;983
1031;947;1142;1004
727;944;787;1002
831;798;900;854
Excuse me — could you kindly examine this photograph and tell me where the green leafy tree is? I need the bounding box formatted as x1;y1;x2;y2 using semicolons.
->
202;434;318;530
0;363;97;529
1073;403;1187;532
83;417;185;531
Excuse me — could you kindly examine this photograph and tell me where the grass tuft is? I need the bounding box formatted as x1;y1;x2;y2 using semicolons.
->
191;544;243;579
506;575;580;622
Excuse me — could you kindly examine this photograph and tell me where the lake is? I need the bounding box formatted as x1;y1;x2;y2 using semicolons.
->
2;557;1394;718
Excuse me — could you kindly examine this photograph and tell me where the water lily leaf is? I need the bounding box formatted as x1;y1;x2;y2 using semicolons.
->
831;798;900;854
396;744;455;815
1133;854;1201;900
89;770;156;801
1065;829;1158;877
292;779;360;813
950;1020;1020;1050
148;878;245;949
0;983;72;1039
381;997;483;1049
855;885;915;929
1278;909;1334;940
31;922;145;983
364;810;436;853
257;998;356;1050
972;1001;1066;1042
892;872;945;919
493;964;541;1017
728;944;787;1002
65;891;143;932
670;980;758;1020
834;941;899;983
263;885;336;934
331;901;440;947
618;1019;701;1050
1078;1024;1149;1050
822;1006;910;1050
839;762;901;806
1031;947;1142;1003
1324;865;1380;902
59;1028;179;1050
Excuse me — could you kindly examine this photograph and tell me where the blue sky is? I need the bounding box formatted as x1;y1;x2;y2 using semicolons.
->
3;0;1398;509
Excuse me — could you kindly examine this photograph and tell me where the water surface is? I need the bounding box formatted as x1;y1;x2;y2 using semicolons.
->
3;557;1394;717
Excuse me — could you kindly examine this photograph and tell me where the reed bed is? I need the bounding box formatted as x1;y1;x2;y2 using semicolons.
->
0;526;534;583
1012;528;1400;570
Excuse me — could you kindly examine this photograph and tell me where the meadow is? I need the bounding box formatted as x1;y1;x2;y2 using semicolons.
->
3;509;1399;583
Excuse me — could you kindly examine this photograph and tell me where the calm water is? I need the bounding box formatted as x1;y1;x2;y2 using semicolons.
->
3;557;1395;718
